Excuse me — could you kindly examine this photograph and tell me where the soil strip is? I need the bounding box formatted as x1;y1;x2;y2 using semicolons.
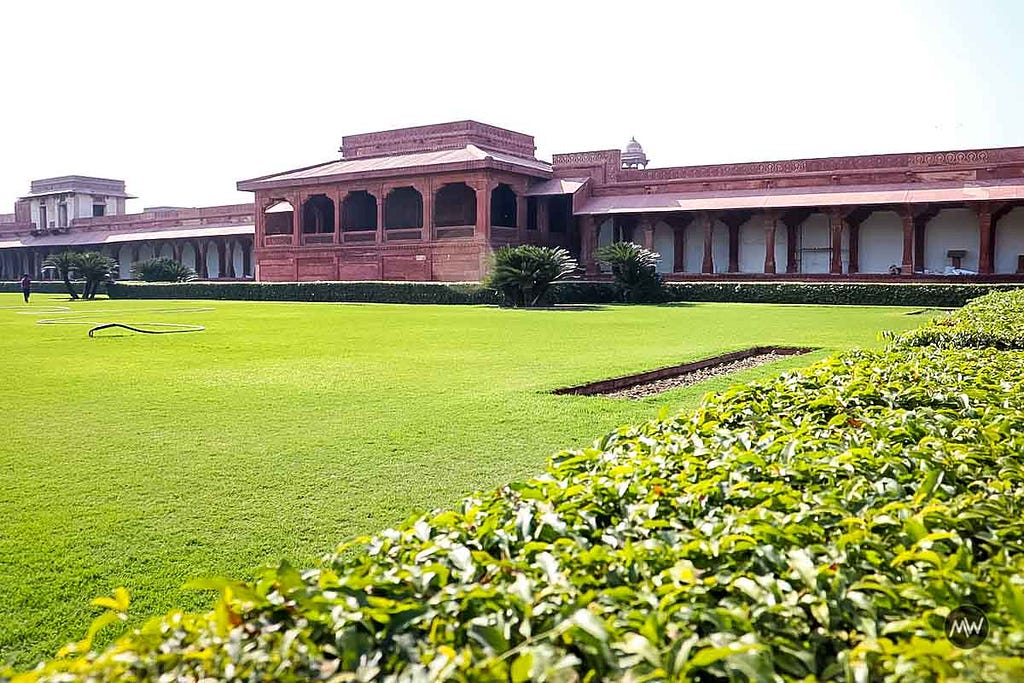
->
553;346;814;399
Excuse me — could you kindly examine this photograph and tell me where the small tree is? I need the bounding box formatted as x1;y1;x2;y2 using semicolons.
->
75;252;119;300
131;258;197;282
596;242;663;303
485;245;578;308
42;251;81;299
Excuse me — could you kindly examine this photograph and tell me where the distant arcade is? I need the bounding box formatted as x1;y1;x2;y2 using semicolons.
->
4;120;1024;282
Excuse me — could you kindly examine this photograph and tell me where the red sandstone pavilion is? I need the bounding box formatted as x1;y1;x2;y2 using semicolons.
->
5;119;1024;282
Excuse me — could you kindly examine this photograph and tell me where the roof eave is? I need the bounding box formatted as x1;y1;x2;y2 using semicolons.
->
238;158;552;193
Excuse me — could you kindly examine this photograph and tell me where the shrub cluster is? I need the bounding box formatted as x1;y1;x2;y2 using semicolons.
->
10;293;1024;681
890;288;1024;350
105;280;1023;308
129;258;197;283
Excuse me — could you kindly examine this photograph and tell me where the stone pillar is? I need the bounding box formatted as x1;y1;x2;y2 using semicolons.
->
334;190;344;245
581;214;599;276
242;239;252;277
727;222;740;273
701;212;714;274
537;197;550;241
978;203;994;275
638;215;654;250
376;186;386;243
763;211;777;274
847;219;860;274
292;195;302;246
421;181;433;242
900;207;914;275
516;188;528;244
475;181;491;241
829;208;844;275
198;241;209;278
672;221;686;272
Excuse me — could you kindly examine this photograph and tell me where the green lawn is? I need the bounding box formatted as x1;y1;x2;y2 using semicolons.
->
0;294;930;667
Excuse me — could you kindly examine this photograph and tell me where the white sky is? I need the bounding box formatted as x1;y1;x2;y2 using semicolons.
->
1;0;1022;211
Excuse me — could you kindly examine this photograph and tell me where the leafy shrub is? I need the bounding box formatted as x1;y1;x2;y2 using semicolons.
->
41;251;82;299
890;288;1024;349
130;258;196;283
485;245;578;307
12;342;1024;681
74;252;118;300
596;242;663;303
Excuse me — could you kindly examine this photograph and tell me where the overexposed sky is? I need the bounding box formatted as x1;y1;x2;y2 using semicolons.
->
1;0;1021;211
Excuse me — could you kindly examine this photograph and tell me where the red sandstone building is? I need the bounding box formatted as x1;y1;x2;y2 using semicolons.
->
5;120;1024;282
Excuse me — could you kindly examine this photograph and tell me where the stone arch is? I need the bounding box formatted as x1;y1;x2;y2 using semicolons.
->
158;242;174;260
383;187;423;229
301;195;335;234
995;207;1024;274
653;221;674;274
490;184;517;228
434;183;476;227
230;240;245;277
205;240;221;278
342;191;377;231
181;242;197;272
857;210;903;273
264;200;294;235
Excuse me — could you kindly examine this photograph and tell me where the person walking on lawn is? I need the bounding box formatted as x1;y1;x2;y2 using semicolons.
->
20;273;31;303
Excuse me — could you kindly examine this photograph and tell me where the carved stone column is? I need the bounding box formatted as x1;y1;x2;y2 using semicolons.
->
637;215;655;250
474;179;491;241
847;218;861;274
376;185;386;243
900;207;914;275
291;194;302;246
516;185;528;245
421;181;433;242
978;202;993;275
828;208;844;275
581;214;600;276
763;211;777;274
333;190;344;245
672;219;686;272
700;212;714;274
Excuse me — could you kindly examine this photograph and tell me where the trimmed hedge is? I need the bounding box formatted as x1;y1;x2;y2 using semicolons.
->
891;288;1024;350
10;299;1024;680
0;281;77;295
106;279;1024;307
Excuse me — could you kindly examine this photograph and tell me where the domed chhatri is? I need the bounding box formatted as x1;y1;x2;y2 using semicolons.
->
621;136;649;169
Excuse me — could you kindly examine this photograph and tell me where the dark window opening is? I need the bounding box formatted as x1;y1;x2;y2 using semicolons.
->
384;187;423;229
264;201;294;235
92;204;106;217
434;183;477;227
39;205;48;229
548;194;571;233
342;191;377;231
302;195;335;234
490;183;517;228
527;197;538;230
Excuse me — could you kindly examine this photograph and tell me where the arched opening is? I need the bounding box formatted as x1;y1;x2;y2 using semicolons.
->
158;242;174;260
490;184;517;228
205;240;220;278
302;195;335;234
342;191;377;231
434;183;476;227
995;207;1024;274
383;187;423;229
181;242;197;272
857;210;903;273
264;200;294;235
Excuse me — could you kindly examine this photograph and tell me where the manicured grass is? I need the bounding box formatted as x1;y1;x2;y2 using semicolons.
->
0;294;929;667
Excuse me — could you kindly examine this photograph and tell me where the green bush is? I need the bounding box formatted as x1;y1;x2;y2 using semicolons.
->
130;258;197;283
485;245;578;308
890;288;1024;350
104;279;1024;308
12;340;1024;679
597;242;664;303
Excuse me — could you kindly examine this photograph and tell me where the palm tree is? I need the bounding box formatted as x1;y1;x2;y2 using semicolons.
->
596;242;663;303
42;251;81;299
74;252;119;300
486;245;578;308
